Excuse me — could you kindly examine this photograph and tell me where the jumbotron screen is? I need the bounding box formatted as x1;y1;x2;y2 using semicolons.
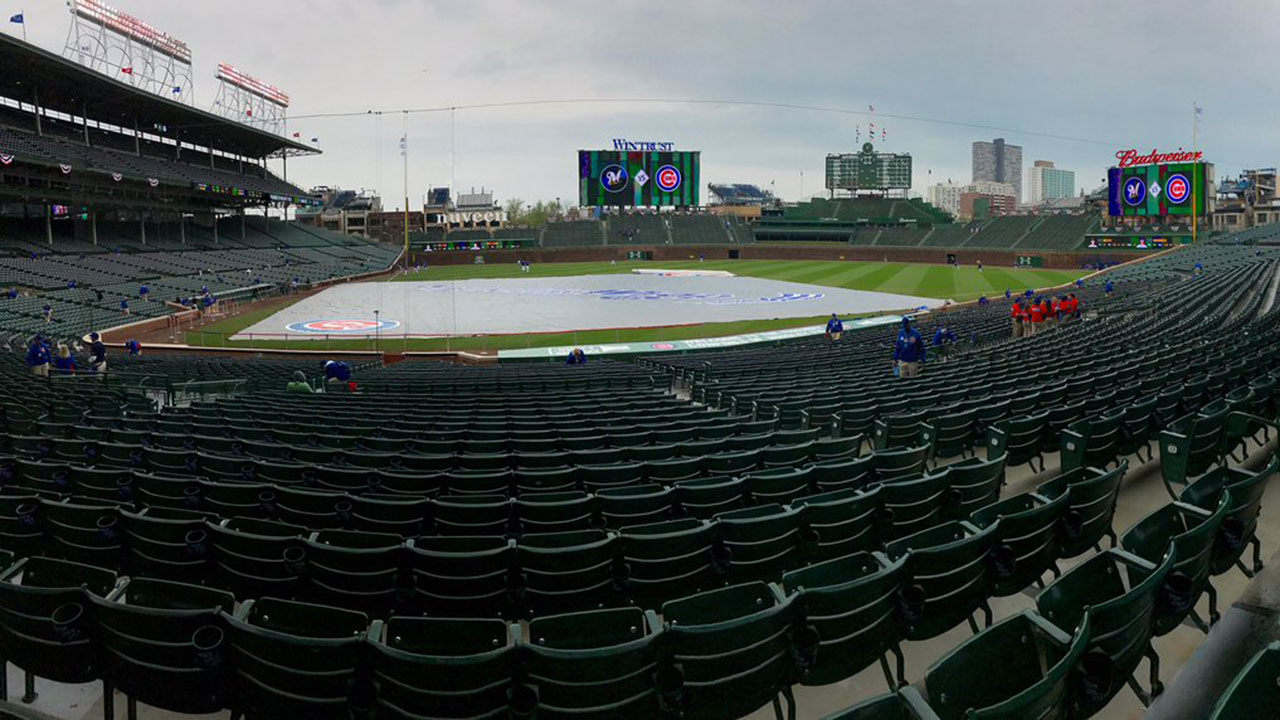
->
1108;162;1208;217
578;150;700;207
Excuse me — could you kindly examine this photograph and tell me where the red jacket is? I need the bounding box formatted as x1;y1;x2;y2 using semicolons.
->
1030;303;1045;322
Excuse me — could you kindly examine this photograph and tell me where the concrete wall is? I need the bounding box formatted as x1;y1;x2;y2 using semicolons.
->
410;243;1140;270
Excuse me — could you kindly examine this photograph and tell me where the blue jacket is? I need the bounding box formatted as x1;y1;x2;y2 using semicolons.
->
1004;289;1012;300
894;328;926;363
53;355;76;374
978;296;989;306
324;362;352;382
566;352;588;365
1105;281;1114;292
932;328;957;346
826;318;844;334
26;343;50;366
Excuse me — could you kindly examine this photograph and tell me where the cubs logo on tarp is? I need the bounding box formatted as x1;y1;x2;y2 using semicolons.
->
59;164;72;175
111;172;122;182
600;164;629;193
147;178;159;187
286;319;401;334
1165;173;1190;204
0;154;13;166
1123;176;1146;206
655;165;682;193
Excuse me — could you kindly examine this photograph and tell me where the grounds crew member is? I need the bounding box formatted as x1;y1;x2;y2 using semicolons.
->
26;336;50;377
893;317;926;378
826;314;844;341
1011;300;1025;338
88;332;107;377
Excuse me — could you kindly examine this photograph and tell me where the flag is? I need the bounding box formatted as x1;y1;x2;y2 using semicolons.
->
171;86;181;94
310;137;319;143
245;109;252;117
8;13;22;23
1194;103;1203;117
292;132;300;138
868;104;874;111
120;67;133;75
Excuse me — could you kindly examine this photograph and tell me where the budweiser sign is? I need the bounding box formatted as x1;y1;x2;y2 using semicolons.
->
1115;148;1203;168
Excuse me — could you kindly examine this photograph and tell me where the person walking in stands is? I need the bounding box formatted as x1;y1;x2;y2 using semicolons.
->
53;344;76;375
26;336;50;377
1004;288;1012;301
120;298;130;316
1028;297;1045;336
1105;279;1114;296
125;340;142;356
1075;277;1085;289
1011;300;1025;338
565;348;588;365
893;317;926;378
323;360;352;385
88;332;107;377
1068;292;1081;320
978;295;989;306
139;284;150;301
7;288;17;300
286;371;313;394
826;313;844;341
42;304;52;323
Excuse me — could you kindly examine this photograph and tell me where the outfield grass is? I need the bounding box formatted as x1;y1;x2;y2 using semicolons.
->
187;259;1088;353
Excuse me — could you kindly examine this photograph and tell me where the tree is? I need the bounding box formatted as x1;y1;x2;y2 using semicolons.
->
503;197;526;225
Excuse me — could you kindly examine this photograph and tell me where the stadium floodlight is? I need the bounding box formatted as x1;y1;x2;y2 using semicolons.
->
211;62;289;138
63;0;195;103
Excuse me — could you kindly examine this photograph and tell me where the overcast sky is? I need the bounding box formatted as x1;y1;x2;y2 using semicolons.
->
9;0;1279;208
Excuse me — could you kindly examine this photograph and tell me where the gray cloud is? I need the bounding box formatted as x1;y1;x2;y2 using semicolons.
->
13;0;1277;207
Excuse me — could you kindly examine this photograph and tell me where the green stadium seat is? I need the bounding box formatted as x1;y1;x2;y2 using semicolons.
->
714;504;806;583
1035;462;1126;557
405;535;515;618
519;607;666;718
90;577;235;717
1211;641;1280;719
515;530;620;617
368;616;516;719
969;490;1068;596
782;551;906;689
1179;457;1278;577
1120;496;1229;633
303;529;404;617
224;597;370;720
884;520;998;641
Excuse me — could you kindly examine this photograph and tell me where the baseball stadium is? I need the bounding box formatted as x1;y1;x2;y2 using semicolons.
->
0;2;1278;720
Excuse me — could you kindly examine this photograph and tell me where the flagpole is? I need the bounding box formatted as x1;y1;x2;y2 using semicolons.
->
1192;102;1199;243
19;9;26;42
402;112;410;272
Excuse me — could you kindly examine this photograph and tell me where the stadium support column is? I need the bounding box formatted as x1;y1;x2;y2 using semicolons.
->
140;215;146;246
212;214;219;245
241;211;246;240
83;104;90;146
32;87;42;136
90;210;97;246
45;206;53;245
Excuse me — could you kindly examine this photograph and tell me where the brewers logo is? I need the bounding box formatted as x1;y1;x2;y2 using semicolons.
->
1123;177;1146;206
655;165;682;193
600;164;629;193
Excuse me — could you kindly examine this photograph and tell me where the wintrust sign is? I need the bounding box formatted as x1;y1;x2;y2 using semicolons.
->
1114;148;1203;168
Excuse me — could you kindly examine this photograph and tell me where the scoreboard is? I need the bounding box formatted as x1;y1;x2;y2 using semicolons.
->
1108;162;1209;217
825;143;913;191
578;150;700;207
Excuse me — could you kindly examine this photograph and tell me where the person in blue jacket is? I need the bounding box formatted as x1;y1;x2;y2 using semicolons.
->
825;313;844;341
1004;288;1012;300
932;325;957;346
565;348;587;365
6;288;16;300
978;295;989;306
1105;280;1114;296
139;284;150;301
125;340;142;356
323;360;352;384
893;317;926;378
26;335;51;377
1075;278;1085;289
1024;288;1034;299
42;304;52;322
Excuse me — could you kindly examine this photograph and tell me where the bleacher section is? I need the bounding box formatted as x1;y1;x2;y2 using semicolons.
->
0;219;398;344
919;222;980;247
1014;215;1099;251
607;214;669;245
541;220;603;248
0;125;305;198
667;214;734;245
871;224;930;246
962;216;1037;248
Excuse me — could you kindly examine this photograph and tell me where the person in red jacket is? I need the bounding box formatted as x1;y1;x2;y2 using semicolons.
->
1028;297;1045;336
1011;301;1025;338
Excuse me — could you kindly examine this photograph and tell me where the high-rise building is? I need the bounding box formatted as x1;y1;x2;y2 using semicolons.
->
972;138;1023;202
956;181;1017;219
1026;160;1075;205
926;181;964;218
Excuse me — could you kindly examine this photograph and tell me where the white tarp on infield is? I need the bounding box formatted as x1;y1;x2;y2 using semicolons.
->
232;274;941;338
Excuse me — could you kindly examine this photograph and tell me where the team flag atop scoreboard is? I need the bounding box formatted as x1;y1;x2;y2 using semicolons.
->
1107;160;1209;217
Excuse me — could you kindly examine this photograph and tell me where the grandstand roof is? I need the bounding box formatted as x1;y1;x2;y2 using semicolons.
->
0;34;314;159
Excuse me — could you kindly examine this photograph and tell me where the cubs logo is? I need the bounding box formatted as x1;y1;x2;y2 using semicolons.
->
655;165;682;193
1123;176;1146;206
600;164;629;193
286;319;401;334
1165;173;1190;204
